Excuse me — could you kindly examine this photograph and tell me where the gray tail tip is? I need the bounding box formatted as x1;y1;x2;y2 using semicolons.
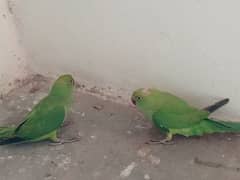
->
203;98;230;113
222;98;230;104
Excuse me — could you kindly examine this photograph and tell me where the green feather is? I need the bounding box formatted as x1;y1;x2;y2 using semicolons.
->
0;74;74;145
132;88;240;139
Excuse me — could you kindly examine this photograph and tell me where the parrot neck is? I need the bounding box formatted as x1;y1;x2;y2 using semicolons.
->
48;91;73;107
138;107;154;120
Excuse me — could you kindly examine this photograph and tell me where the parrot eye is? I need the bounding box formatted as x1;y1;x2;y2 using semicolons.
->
136;96;142;101
131;95;142;105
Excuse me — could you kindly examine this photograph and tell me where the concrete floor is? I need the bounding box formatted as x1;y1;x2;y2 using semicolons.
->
0;75;240;180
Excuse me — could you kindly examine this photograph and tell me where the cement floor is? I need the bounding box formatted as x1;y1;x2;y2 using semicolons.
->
0;75;239;180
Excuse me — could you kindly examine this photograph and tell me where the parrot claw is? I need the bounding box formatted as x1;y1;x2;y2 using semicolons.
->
49;136;81;146
145;133;174;145
61;121;74;127
145;139;174;145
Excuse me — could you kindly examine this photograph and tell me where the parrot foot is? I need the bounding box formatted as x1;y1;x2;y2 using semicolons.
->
49;136;81;146
61;121;74;127
145;133;174;145
146;139;174;145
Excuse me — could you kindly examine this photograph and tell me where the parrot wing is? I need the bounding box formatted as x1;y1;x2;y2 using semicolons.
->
15;99;66;140
152;108;208;129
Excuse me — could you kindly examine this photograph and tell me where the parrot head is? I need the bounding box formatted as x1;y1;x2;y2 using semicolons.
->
131;88;155;105
55;74;75;86
131;88;163;118
49;74;75;103
131;88;144;105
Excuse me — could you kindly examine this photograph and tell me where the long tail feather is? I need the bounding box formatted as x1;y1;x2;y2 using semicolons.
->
213;119;240;131
189;118;240;136
0;137;25;145
0;126;16;140
203;98;229;113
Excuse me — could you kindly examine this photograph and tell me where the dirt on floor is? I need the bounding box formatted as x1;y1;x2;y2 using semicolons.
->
0;74;240;180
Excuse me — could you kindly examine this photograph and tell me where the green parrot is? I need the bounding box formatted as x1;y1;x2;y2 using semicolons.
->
131;88;240;144
0;74;79;145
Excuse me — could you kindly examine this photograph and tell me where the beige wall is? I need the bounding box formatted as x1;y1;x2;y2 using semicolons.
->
0;0;27;94
10;0;240;118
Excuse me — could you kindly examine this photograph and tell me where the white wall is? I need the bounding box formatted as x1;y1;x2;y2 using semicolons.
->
11;0;240;118
0;0;27;94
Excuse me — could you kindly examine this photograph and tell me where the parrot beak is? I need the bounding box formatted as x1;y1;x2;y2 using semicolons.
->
131;97;136;105
71;78;75;86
